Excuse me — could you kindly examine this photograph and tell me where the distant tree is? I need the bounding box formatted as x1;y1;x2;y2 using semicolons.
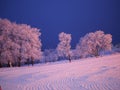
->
76;30;112;57
115;43;120;48
113;43;120;53
57;32;72;62
0;18;42;67
43;49;58;63
69;49;79;60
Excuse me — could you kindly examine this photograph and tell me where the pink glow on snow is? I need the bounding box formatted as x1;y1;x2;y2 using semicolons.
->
0;54;120;90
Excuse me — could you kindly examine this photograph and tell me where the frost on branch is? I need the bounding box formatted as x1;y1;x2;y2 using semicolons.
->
0;18;42;67
76;31;112;57
57;32;72;61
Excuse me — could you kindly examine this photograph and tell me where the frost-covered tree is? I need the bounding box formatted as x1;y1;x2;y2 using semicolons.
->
0;18;42;67
76;31;112;57
43;49;58;63
57;32;72;62
113;43;120;53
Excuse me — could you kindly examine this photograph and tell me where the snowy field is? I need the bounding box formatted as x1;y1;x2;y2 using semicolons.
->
0;54;120;90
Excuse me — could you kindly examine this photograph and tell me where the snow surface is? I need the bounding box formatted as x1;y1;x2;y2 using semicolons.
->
0;54;120;90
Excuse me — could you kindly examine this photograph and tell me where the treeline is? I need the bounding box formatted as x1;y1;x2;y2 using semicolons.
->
0;18;119;68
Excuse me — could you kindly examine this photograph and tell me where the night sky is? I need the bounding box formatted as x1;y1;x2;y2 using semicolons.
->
0;0;120;50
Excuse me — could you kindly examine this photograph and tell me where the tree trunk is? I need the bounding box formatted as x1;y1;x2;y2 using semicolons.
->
68;55;71;63
9;61;12;67
18;57;21;67
95;45;100;57
31;57;34;66
0;62;2;68
0;85;2;90
31;60;34;66
7;60;10;67
27;58;30;66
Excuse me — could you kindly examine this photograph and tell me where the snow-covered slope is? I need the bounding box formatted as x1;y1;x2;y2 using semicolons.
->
0;54;120;90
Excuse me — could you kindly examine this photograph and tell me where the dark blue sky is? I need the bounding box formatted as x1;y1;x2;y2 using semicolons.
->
0;0;120;50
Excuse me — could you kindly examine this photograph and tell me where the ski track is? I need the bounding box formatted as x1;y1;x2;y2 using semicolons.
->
0;54;120;90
